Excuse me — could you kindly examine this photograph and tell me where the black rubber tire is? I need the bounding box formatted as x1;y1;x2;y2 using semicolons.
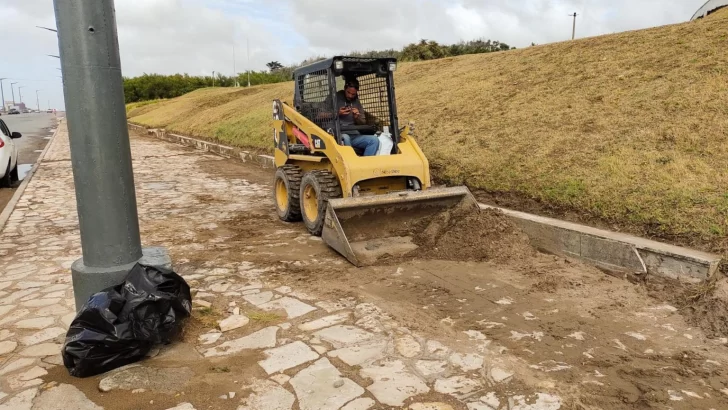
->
0;162;11;188
10;164;18;183
300;170;342;236
274;165;303;222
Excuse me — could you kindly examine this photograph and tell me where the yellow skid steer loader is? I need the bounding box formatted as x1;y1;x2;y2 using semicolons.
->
272;56;478;266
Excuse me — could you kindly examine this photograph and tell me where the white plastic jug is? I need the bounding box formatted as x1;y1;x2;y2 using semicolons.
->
377;126;393;156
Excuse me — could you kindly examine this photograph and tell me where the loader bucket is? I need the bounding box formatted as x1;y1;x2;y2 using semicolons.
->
322;186;480;266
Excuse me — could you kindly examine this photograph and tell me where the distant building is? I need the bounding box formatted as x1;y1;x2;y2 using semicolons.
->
691;0;728;20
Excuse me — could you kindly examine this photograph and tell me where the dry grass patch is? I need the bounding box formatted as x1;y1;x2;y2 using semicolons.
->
246;311;282;323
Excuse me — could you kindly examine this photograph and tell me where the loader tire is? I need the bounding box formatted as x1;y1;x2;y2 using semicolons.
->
300;170;342;236
274;165;303;222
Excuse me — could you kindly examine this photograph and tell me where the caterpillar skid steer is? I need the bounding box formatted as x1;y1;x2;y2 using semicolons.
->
272;56;478;266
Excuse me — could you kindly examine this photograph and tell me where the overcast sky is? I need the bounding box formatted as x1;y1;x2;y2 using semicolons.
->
0;0;706;111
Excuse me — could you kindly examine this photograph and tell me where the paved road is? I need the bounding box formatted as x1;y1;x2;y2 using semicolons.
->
0;113;59;210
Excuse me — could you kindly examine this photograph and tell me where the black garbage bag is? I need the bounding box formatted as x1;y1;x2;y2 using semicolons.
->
62;263;192;378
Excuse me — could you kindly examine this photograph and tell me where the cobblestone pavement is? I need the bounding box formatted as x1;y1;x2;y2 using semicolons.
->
1;123;727;410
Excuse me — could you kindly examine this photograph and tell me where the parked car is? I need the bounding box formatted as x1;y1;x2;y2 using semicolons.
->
8;108;19;115
46;109;53;113
0;119;20;187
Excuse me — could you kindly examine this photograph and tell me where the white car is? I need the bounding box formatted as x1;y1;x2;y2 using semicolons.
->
0;119;21;187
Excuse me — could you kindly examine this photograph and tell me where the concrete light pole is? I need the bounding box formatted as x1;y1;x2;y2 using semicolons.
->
53;0;170;310
36;90;41;112
18;86;25;104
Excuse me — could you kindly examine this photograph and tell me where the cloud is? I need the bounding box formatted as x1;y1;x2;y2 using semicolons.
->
0;0;707;110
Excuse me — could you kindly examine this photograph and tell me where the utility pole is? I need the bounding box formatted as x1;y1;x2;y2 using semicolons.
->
212;71;215;87
36;90;41;112
54;0;170;310
247;38;251;88
18;86;25;104
10;82;17;105
0;78;6;112
233;30;238;87
569;12;578;40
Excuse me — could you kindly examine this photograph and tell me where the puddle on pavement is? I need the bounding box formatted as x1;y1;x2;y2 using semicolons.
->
17;164;33;180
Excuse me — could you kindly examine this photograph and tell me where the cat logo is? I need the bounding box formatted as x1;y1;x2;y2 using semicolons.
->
311;136;325;150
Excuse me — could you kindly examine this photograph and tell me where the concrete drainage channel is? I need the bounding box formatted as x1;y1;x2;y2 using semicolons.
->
129;123;723;283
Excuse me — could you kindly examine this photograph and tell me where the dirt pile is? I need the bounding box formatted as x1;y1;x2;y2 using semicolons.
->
408;207;536;263
674;279;728;339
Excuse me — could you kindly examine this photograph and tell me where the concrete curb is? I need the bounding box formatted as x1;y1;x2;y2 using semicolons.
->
128;124;275;169
0;119;63;232
129;122;722;282
481;205;721;282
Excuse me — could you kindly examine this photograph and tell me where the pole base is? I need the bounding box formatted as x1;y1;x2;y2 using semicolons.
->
71;247;173;312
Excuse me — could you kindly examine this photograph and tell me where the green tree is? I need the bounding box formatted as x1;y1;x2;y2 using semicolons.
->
266;61;284;71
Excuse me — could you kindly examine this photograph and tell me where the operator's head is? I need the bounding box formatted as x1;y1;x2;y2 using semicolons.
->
344;78;359;101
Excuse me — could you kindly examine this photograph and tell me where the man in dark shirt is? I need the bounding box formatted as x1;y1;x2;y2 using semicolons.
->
336;79;379;156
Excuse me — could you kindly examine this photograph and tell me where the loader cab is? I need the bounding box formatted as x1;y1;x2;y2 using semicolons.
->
293;56;400;154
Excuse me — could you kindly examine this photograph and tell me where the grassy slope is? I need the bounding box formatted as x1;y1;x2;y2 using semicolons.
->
128;10;728;250
127;84;289;151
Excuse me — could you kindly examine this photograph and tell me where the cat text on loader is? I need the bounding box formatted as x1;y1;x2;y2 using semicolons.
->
272;56;479;266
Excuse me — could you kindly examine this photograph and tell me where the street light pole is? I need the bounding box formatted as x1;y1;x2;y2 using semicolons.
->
36;90;41;112
232;29;237;87
0;78;6;112
18;86;24;104
569;12;578;40
54;0;170;310
247;37;251;88
10;82;17;105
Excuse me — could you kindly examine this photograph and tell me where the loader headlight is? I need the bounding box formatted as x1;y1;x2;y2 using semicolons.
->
334;60;344;70
388;62;397;72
